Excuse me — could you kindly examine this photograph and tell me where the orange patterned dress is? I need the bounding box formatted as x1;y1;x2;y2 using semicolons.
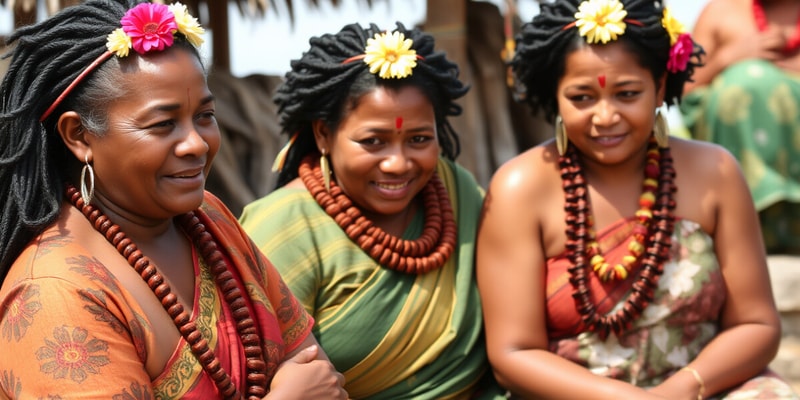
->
0;192;313;399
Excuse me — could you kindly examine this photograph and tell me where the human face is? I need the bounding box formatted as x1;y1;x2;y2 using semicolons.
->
317;85;440;226
87;48;219;223
556;41;665;166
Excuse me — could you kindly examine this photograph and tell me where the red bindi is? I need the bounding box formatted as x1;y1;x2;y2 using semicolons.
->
598;75;606;88
395;116;403;130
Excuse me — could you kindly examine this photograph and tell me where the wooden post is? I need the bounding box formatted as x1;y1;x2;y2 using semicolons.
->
207;0;230;72
13;1;36;29
424;0;491;186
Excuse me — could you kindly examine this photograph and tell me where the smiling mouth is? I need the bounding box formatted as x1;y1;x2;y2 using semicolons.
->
374;181;410;190
171;170;203;179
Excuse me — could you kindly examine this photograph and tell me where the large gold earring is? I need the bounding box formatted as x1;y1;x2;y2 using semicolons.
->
555;115;568;156
654;110;670;148
80;153;95;205
320;150;331;193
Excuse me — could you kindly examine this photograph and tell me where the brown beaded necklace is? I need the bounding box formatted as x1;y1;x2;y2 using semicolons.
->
558;139;677;339
298;154;457;274
66;184;268;400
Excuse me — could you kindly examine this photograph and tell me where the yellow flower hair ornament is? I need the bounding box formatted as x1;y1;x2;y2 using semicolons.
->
563;0;643;44
342;30;424;79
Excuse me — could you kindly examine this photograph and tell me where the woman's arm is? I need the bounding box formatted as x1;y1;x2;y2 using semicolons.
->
267;334;346;399
685;0;787;93
652;144;781;398
475;148;664;399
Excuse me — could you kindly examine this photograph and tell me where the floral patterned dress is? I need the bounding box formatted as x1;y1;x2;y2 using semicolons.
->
545;218;797;398
0;193;313;399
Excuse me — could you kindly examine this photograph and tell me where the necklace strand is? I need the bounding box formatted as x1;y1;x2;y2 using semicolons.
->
559;139;677;338
298;154;457;274
66;184;267;400
586;145;661;281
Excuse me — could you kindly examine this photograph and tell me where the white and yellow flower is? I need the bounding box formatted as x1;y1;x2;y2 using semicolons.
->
106;28;132;57
363;31;418;79
574;0;628;44
168;2;205;47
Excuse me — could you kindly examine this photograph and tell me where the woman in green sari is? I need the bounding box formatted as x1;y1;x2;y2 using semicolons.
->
680;0;800;253
239;22;505;399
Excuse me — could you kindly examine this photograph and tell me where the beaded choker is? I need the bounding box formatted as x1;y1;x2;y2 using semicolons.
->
66;184;267;399
298;154;456;274
559;139;677;338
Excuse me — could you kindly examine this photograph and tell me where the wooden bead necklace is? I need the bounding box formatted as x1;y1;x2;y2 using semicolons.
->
587;146;661;281
66;184;268;400
298;154;457;274
559;138;677;338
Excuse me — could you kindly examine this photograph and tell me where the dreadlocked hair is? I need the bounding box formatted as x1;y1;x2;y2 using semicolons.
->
0;0;205;283
511;0;704;122
273;22;469;188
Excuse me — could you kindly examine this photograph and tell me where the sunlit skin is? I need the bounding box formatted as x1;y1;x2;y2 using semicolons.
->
476;38;781;399
57;47;220;377
85;49;219;228
312;85;440;236
54;48;346;395
557;41;665;170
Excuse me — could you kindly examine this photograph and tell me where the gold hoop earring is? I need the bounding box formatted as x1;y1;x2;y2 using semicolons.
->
80;154;95;205
320;151;331;193
654;110;670;148
555;115;568;156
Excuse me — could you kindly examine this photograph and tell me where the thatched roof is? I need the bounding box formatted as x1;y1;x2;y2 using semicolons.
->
0;0;378;22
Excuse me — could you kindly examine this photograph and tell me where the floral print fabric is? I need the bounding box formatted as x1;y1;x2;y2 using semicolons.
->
0;193;313;399
680;59;800;253
546;219;797;398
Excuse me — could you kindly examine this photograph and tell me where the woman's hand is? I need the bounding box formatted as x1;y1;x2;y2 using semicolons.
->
266;344;347;399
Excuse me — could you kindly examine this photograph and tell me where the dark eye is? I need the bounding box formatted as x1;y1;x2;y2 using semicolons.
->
359;137;382;146
148;119;175;129
197;111;216;124
568;94;592;102
618;90;641;99
410;135;433;144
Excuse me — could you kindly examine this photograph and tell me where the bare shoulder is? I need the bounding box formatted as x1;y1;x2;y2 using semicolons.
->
698;0;751;21
670;138;747;232
695;0;753;34
487;142;560;202
670;138;741;181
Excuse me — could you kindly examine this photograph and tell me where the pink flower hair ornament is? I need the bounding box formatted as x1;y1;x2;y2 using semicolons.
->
667;33;694;73
661;7;693;73
41;2;205;121
106;2;205;57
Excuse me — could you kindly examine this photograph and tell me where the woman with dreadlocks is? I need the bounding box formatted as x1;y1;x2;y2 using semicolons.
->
239;22;505;399
0;1;346;398
476;0;795;398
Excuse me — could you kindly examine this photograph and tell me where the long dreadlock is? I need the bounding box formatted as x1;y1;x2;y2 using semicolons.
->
0;0;205;282
511;0;704;123
273;22;469;188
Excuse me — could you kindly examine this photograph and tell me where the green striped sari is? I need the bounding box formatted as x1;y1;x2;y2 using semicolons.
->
240;158;504;399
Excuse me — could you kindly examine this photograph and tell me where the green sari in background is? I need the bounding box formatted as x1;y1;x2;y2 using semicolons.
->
240;158;504;400
680;59;800;253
